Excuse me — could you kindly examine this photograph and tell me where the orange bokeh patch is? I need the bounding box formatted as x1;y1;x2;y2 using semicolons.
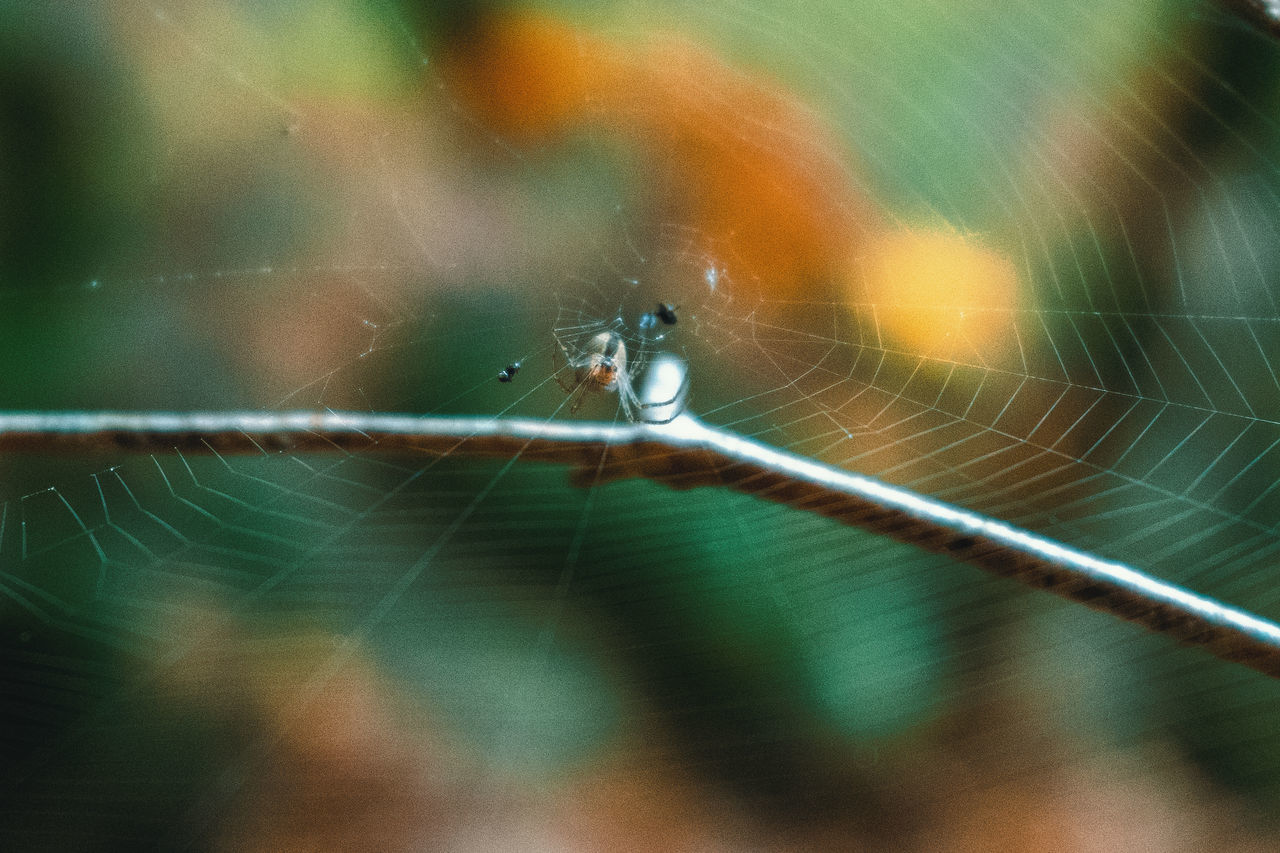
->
438;8;1018;355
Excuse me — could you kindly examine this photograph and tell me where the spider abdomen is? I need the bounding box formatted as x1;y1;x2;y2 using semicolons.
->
554;323;685;422
579;331;626;392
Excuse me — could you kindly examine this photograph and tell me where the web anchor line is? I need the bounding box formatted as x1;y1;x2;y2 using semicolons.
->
3;408;1280;678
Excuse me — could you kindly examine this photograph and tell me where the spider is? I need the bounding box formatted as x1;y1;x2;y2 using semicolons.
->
552;327;688;424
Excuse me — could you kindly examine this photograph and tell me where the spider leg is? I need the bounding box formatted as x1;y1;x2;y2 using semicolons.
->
614;372;638;423
635;366;690;412
551;334;579;393
635;406;687;426
628;337;650;382
619;363;690;425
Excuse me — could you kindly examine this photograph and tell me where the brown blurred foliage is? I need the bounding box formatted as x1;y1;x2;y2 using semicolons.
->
160;605;1278;852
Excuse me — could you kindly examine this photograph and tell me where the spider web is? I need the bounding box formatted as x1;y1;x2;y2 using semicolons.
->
4;0;1280;847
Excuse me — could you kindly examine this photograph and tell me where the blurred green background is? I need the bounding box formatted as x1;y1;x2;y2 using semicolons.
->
4;1;1280;849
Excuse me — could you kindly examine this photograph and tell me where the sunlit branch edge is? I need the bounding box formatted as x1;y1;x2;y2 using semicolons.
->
3;409;1280;679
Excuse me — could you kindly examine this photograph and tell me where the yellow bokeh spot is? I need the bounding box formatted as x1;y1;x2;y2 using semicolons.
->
856;228;1020;361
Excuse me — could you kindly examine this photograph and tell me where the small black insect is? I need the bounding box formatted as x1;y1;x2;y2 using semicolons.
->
497;361;521;383
640;302;679;331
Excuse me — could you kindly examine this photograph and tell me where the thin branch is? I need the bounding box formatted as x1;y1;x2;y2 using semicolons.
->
3;409;1280;678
